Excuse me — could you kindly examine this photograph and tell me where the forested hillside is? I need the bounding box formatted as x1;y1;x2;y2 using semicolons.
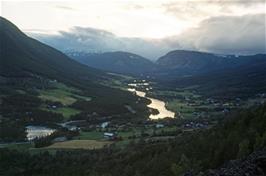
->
1;104;266;176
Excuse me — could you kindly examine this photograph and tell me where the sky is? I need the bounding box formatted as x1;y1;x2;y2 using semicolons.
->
1;0;266;59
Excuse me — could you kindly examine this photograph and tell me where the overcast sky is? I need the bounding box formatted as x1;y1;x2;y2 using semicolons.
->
1;0;265;59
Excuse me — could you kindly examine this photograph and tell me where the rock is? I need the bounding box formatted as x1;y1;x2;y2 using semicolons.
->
203;149;266;176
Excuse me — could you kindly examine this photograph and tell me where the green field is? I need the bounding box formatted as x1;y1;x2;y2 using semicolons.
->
47;107;81;119
74;131;104;140
38;82;91;105
38;82;92;119
0;143;34;151
167;100;194;112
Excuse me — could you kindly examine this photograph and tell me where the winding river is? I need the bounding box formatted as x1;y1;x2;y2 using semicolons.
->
24;81;174;141
128;82;175;119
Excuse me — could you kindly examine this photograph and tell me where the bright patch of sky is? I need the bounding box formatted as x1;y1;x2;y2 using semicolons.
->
2;0;265;39
1;0;265;58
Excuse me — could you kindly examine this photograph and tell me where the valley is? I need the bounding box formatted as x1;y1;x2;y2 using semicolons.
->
0;15;266;176
2;75;265;154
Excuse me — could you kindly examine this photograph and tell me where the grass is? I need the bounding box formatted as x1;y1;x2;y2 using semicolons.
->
0;143;34;151
148;88;205;119
48;107;81;119
75;130;139;141
150;90;196;98
115;139;132;148
46;140;112;149
75;131;104;140
102;72;135;90
39;89;77;105
38;82;91;106
39;82;91;119
167;100;195;113
72;94;92;101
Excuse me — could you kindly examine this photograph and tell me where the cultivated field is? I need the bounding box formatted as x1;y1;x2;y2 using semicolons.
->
46;140;112;149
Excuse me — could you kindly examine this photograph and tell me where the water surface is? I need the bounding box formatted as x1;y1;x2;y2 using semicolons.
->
128;87;175;119
26;126;55;141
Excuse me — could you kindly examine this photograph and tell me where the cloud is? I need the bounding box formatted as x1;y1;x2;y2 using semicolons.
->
28;13;265;60
55;5;76;11
28;27;170;60
163;0;265;21
166;13;266;55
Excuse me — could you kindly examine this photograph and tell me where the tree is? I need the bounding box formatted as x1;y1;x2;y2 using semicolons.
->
171;163;184;176
237;139;250;158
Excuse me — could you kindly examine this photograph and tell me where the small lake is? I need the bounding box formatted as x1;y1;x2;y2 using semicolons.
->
128;83;175;119
26;126;56;141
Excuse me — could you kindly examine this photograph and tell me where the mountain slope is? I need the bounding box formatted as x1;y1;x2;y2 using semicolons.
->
1;104;266;176
156;50;266;76
0;17;151;125
67;51;156;75
170;55;266;99
0;17;106;86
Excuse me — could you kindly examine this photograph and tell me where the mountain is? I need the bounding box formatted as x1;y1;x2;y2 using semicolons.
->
66;51;156;75
0;16;106;86
168;54;266;99
156;50;266;76
0;17;151;124
154;50;266;100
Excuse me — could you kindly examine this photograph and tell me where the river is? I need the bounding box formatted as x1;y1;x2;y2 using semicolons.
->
25;81;174;141
128;82;175;119
26;126;56;141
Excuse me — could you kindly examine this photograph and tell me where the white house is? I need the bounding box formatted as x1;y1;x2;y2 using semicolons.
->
104;132;117;140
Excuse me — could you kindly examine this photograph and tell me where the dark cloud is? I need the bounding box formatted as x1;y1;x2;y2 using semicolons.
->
166;13;266;55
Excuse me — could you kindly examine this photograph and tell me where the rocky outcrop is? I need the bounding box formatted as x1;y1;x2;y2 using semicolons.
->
204;149;266;176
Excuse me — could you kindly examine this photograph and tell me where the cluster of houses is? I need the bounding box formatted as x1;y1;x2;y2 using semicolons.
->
47;104;58;109
183;121;209;129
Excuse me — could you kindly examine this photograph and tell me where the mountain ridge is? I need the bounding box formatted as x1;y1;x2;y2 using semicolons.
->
66;51;156;75
156;50;266;76
0;16;108;86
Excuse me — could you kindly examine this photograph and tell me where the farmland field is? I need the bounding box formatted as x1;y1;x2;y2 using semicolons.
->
46;140;112;149
38;82;91;105
45;107;81;119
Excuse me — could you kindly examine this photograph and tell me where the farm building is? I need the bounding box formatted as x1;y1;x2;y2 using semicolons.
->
104;132;117;140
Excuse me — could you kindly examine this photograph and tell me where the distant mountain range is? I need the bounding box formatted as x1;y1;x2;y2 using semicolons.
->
65;48;266;100
66;51;156;75
66;50;266;78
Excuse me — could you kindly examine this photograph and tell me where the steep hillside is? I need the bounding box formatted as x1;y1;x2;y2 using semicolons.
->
0;16;106;85
0;17;151;133
67;51;156;75
169;55;266;99
1;104;266;176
